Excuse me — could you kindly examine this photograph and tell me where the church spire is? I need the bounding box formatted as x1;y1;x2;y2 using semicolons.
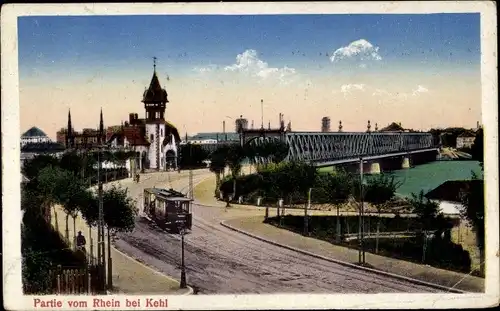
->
153;56;157;73
99;108;104;144
67;109;73;148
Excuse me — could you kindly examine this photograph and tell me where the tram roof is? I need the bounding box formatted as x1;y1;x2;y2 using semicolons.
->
144;187;192;201
164;197;192;202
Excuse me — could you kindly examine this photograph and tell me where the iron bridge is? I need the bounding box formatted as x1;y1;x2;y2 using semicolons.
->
196;131;438;166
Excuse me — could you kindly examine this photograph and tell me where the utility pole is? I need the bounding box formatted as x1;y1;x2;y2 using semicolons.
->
97;146;107;293
304;188;311;236
189;144;193;200
260;99;264;129
358;158;365;265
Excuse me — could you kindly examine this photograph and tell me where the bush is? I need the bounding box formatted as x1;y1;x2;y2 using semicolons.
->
266;214;471;274
219;161;318;202
266;215;423;236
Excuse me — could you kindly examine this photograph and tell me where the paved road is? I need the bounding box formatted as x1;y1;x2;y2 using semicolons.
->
113;170;443;294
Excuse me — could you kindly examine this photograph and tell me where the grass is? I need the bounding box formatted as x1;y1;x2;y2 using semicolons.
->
225;216;484;292
450;221;481;273
193;175;224;206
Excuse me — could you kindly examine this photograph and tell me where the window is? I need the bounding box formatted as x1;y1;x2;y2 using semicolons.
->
161;128;163;136
150;134;154;142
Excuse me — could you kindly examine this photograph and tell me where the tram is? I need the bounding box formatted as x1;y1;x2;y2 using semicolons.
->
143;188;193;233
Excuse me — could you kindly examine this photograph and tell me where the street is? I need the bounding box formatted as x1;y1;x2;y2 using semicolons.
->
113;170;443;294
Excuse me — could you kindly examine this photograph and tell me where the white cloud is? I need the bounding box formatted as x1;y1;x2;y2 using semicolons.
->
193;64;218;73
412;85;429;96
371;85;429;100
339;83;366;98
372;88;391;97
330;39;382;65
224;49;297;83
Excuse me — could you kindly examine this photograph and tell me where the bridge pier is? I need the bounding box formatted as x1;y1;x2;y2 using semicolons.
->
401;157;410;169
369;162;381;174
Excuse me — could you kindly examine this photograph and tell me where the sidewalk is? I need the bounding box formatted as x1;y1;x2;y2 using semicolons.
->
50;200;191;295
222;216;484;293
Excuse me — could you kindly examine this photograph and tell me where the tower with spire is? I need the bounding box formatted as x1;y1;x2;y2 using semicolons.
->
67;109;74;148
61;58;182;172
142;57;173;170
143;57;168;122
99;108;105;145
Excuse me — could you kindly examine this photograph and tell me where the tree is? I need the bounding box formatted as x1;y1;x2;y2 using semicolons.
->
408;190;441;263
363;174;401;254
59;151;84;177
179;143;209;168
34;166;69;222
322;170;355;242
102;185;138;265
209;145;229;197
102;185;138;234
273;162;317;219
459;177;484;276
56;170;89;245
409;190;441;230
225;144;246;199
22;154;60;181
470;128;484;170
268;140;289;164
460;128;484;275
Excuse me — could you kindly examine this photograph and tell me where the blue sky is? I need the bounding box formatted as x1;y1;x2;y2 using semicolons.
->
18;13;482;137
18;13;480;79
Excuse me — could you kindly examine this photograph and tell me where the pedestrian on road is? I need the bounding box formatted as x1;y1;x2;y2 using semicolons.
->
76;231;86;250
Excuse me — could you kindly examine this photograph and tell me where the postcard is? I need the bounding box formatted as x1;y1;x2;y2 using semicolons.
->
2;1;498;310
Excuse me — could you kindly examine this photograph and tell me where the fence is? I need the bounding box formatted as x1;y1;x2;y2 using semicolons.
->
48;264;102;295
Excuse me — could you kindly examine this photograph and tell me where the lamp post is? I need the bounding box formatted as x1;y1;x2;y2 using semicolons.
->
358;157;366;265
180;226;187;289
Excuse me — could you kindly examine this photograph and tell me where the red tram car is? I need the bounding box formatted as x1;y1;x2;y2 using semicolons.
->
143;188;193;233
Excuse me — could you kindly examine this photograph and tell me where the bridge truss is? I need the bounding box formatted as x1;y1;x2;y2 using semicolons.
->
248;132;436;164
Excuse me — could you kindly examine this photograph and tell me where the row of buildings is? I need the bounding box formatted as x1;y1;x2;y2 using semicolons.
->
54;66;181;171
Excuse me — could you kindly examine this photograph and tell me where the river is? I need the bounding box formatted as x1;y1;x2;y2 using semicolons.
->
368;160;483;198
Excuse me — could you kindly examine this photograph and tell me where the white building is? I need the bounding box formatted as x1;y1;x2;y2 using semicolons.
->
107;68;181;173
456;131;476;149
21;127;52;147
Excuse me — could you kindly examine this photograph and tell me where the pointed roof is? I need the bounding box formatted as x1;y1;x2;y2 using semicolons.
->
142;71;169;104
22;126;48;138
380;122;405;132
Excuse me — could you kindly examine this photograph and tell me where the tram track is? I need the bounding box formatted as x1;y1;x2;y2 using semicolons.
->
114;171;443;294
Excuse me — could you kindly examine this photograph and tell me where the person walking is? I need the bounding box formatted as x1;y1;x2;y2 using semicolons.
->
76;231;86;251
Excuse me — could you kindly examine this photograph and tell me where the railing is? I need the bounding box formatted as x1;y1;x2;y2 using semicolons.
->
48;264;102;295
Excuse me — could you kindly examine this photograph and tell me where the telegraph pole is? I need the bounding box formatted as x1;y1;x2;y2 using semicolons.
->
189;144;193;200
358;157;366;265
358;158;363;265
304;188;311;236
97;146;107;293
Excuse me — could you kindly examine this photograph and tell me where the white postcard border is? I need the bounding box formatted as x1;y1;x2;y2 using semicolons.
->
2;2;498;310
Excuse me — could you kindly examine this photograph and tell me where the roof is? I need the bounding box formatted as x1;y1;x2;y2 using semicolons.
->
164;120;181;143
22;126;48;138
457;130;476;138
21;142;66;153
190;132;240;141
144;187;191;201
142;71;169;104
380;122;405;132
164;197;192;202
123;126;150;146
425;179;483;202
